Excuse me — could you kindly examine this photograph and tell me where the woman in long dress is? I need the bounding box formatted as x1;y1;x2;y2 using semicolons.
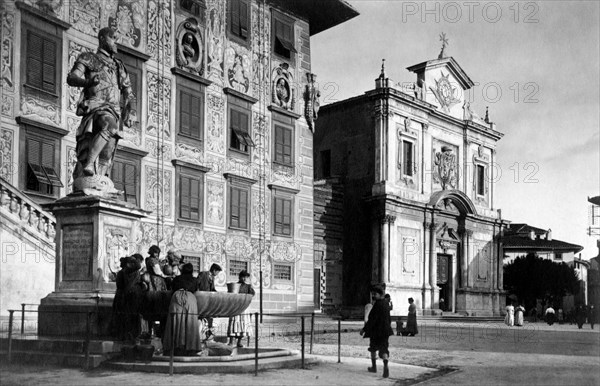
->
505;302;515;327
111;256;143;341
515;304;525;326
162;263;202;355
405;297;418;336
227;270;255;347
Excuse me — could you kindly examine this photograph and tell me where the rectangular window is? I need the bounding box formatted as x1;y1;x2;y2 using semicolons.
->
179;89;203;140
229;185;249;230
402;140;414;177
26;30;57;94
555;253;563;260
111;159;138;205
229;106;254;153
476;165;485;196
273;197;292;236
25;136;62;195
228;0;250;41
273;264;292;281
180;0;205;16
272;11;296;60
181;255;202;273
179;173;203;222
228;259;249;280
274;124;293;166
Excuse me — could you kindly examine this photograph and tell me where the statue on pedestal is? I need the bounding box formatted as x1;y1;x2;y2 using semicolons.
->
67;27;136;196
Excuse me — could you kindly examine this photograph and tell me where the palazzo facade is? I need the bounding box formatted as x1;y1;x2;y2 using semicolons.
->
0;0;357;317
314;50;508;316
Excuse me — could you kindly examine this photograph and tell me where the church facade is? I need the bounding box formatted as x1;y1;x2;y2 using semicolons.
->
314;46;508;316
0;0;357;318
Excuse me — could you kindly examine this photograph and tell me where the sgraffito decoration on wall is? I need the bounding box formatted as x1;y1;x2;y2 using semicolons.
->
225;44;250;93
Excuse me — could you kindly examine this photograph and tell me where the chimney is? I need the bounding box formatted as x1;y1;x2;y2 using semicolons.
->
529;230;535;240
547;229;552;241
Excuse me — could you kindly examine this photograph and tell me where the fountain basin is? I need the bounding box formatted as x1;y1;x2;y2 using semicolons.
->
194;291;254;317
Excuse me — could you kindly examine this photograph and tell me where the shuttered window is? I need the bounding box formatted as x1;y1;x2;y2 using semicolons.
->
272;11;296;59
26;136;62;195
111;159;138;205
26;30;57;94
402;140;414;177
274;125;293;166
273;197;292;236
229;108;253;153
229;0;249;40
179;174;203;222
229;186;249;230
179;89;203;139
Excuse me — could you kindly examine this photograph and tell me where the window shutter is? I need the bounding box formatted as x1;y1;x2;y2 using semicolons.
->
181;176;191;219
112;161;124;193
27;32;43;89
191;94;201;139
41;142;54;167
239;189;248;228
124;163;137;204
190;177;200;221
42;39;57;93
230;187;240;227
239;1;248;38
230;0;240;36
180;91;191;136
28;138;41;165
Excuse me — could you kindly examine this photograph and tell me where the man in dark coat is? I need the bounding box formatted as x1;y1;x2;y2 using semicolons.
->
196;263;222;339
360;285;394;378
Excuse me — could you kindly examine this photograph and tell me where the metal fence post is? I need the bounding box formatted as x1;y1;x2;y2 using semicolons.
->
254;312;259;376
21;304;25;335
84;312;91;370
337;318;341;363
309;312;315;354
169;312;175;376
7;310;14;363
301;315;305;369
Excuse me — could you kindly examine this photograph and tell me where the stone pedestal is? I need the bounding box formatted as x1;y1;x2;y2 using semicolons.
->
39;194;148;336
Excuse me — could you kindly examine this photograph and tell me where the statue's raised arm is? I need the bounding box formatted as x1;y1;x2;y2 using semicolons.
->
67;27;136;196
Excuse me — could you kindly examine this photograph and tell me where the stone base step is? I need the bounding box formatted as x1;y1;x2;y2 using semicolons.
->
0;337;120;354
106;353;315;374
0;350;107;368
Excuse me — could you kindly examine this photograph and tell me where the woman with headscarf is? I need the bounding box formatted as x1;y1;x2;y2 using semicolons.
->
405;298;419;336
111;255;143;341
505;301;515;327
515;303;525;327
162;263;202;355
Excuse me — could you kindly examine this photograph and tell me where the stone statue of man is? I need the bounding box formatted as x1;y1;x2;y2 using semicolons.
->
67;27;136;192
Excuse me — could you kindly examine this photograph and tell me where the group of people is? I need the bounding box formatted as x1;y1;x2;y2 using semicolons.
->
111;245;256;356
360;286;420;379
504;301;526;327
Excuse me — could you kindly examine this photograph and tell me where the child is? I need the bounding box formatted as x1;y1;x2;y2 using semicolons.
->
360;285;394;378
227;270;255;347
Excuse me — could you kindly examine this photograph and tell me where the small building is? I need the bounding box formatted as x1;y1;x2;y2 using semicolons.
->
314;40;508;317
502;223;583;264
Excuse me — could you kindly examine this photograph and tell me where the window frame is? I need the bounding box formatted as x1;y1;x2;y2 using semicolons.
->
20;21;63;100
227;96;254;157
272;112;295;168
111;152;141;206
227;0;251;47
271;9;296;64
397;126;418;185
176;81;205;147
228;258;250;281
272;262;294;283
173;160;208;225
269;184;298;238
272;196;293;237
476;164;486;197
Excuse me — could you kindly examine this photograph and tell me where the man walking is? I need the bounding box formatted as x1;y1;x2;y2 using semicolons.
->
360;285;394;378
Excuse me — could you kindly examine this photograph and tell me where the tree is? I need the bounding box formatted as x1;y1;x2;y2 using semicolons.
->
504;253;580;309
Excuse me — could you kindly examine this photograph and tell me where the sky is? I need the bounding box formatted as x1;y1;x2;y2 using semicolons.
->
311;0;600;259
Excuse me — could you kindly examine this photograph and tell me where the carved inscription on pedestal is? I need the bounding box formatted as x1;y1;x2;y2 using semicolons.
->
62;224;93;281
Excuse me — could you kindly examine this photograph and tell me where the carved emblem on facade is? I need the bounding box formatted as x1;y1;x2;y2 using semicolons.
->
225;45;250;93
175;18;204;76
108;0;145;49
104;225;132;282
303;73;320;132
272;63;294;110
433;144;457;190
430;72;461;111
